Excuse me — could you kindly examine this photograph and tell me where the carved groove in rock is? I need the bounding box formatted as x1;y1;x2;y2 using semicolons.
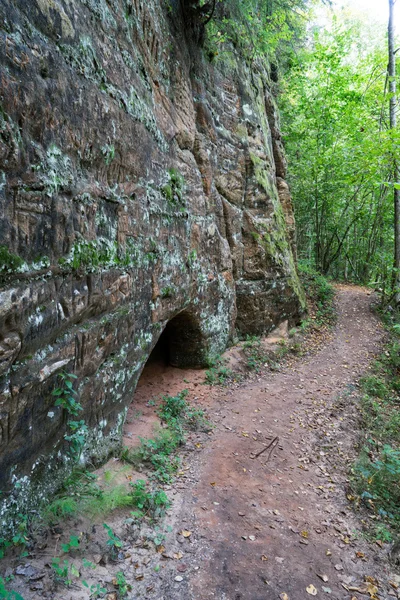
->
0;0;306;532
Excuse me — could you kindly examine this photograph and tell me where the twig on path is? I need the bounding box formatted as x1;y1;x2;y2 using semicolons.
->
250;436;279;461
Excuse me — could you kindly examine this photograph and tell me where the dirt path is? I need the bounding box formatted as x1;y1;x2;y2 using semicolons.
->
157;285;399;599
7;285;399;600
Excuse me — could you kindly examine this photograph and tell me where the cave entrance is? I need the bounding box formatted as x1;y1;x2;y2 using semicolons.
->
123;310;207;448
136;309;207;398
144;310;208;371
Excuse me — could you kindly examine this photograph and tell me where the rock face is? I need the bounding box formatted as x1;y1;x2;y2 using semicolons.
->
0;0;305;531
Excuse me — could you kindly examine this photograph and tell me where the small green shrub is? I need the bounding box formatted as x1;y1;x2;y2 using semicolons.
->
103;523;123;559
354;444;400;521
298;261;336;325
129;479;170;519
205;364;233;384
61;534;81;554
360;375;390;399
0;578;24;600
351;314;400;535
242;335;268;372
161;168;185;208
51;558;79;587
123;391;210;482
82;580;107;598
114;571;130;597
52;372;81;415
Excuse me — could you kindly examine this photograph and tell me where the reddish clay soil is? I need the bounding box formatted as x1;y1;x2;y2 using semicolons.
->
172;285;392;600
153;285;398;600
7;285;400;600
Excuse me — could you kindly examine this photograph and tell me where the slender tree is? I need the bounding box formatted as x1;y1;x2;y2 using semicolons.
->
388;0;400;301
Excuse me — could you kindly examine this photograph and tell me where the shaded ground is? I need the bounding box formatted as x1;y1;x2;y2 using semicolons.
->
6;285;400;600
174;285;393;600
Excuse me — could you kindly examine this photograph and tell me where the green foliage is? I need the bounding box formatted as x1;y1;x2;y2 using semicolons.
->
352;313;400;533
61;534;81;554
281;12;395;287
0;578;24;600
52;371;81;415
127;430;182;483
157;390;211;434
161;168;185;208
103;523;123;559
128;479;170;519
298;261;335;325
242;335;267;372
51;558;78;587
0;538;11;560
161;285;174;298
123;391;210;482
205;362;233;384
101;144;115;165
52;372;89;463
114;571;130;598
82;580;107;598
11;514;29;552
204;0;309;68
64;420;89;462
0;246;23;274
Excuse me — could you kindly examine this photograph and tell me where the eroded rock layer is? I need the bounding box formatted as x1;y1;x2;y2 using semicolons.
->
0;0;305;530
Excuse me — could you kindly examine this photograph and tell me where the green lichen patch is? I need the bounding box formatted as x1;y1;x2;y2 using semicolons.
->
161;168;186;209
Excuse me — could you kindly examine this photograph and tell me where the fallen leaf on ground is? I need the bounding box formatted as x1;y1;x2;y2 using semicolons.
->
174;552;183;560
261;555;268;561
181;530;191;538
366;582;379;597
279;594;289;600
306;584;317;595
301;530;309;538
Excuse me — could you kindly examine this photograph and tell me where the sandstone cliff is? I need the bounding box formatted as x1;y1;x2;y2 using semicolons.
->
0;0;305;531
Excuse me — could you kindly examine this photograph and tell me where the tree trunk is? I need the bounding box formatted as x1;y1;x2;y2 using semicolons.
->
388;0;400;302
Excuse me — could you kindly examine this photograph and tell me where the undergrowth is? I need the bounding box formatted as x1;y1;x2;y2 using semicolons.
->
298;260;336;327
122;390;210;482
205;356;233;385
351;310;400;540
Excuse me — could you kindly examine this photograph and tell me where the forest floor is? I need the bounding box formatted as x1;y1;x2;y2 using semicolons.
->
6;285;400;600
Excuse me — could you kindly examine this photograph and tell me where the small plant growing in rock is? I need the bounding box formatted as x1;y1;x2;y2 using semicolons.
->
52;372;81;416
161;168;185;208
64;420;89;462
